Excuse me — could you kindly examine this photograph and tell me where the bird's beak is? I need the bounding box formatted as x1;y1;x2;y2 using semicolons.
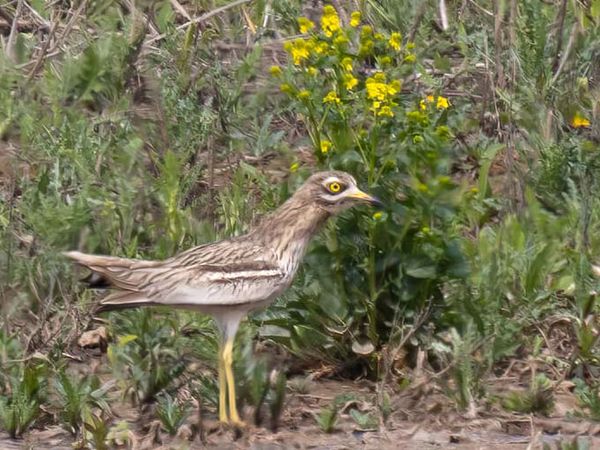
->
347;188;384;207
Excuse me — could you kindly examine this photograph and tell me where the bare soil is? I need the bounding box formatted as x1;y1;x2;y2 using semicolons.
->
1;360;599;450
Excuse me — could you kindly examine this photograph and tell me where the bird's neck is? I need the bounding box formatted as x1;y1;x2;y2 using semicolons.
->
252;197;330;265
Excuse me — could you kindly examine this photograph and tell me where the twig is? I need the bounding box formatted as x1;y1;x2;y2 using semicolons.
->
6;0;23;63
493;0;506;89
408;2;427;42
25;16;58;82
552;0;568;72
146;0;253;45
23;0;50;28
468;0;493;17
170;0;192;20
439;0;449;31
551;20;579;85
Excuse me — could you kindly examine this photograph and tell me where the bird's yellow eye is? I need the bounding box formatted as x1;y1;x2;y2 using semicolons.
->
328;182;342;193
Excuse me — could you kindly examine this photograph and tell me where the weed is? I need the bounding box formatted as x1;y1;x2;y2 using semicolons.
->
0;362;47;438
315;404;339;434
107;310;186;404
83;413;111;450
349;409;378;430
53;370;111;435
156;393;191;436
268;370;287;431
574;379;600;421
503;374;555;416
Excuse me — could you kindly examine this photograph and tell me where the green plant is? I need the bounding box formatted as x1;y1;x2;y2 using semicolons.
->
268;370;287;431
156;393;191;436
83;413;111;450
574;379;600;421
503;374;555;416
53;370;111;435
107;310;186;404
349;409;378;430
263;4;467;367
315;404;339;434
0;362;47;438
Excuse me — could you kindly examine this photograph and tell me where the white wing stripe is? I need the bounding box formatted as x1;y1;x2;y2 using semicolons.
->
204;269;283;282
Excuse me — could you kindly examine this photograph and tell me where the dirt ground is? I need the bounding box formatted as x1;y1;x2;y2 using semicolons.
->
2;372;599;450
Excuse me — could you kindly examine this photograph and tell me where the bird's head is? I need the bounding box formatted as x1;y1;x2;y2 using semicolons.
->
299;171;382;214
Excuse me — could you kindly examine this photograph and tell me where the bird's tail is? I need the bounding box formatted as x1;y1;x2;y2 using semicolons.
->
63;251;162;312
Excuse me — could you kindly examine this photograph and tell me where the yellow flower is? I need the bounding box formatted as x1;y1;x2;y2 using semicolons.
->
350;11;361;27
360;25;373;39
419;95;435;111
406;41;416;50
306;67;318;76
312;39;329;54
321;5;341;37
436;96;450;109
320;139;332;154
359;40;374;57
334;34;349;47
373;211;383;220
341;57;353;72
380;56;392;67
390;80;402;91
285;38;311;65
377;105;394;117
269;65;282;77
365;73;398;101
290;162;300;172
404;53;416;63
298;17;315;34
297;90;311;100
343;73;358;90
413;135;423;143
374;33;385;40
389;32;402;50
279;83;294;94
571;112;591;128
323;91;341;104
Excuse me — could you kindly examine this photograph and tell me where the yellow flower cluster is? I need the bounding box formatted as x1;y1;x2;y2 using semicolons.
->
339;55;357;90
365;73;401;117
321;5;340;37
359;25;374;57
284;38;311;65
389;32;402;51
320;139;332;154
350;11;361;27
343;73;358;90
571;112;590;128
420;95;450;110
298;17;315;34
323;91;341;104
269;65;282;77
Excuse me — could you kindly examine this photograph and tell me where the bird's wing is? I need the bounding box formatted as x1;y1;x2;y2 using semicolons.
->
64;240;285;310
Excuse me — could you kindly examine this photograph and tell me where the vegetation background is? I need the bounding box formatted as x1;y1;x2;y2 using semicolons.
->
0;0;599;448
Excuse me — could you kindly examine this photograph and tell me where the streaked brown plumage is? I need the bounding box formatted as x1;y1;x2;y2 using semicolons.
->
64;170;380;426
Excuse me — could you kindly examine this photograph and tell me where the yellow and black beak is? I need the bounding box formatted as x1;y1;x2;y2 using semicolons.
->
347;188;384;207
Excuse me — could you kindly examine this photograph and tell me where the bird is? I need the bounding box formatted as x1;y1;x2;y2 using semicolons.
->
64;170;381;426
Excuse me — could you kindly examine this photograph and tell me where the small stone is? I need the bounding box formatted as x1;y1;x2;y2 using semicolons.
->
78;326;108;350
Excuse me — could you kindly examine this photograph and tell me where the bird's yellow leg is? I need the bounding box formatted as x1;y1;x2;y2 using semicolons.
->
222;337;245;426
218;346;228;423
